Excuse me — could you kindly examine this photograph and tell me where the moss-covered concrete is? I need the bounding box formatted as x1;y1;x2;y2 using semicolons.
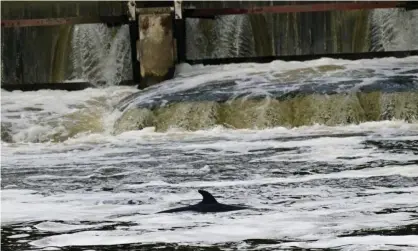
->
113;92;418;134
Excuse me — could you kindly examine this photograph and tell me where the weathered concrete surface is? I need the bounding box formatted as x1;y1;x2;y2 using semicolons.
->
138;13;175;88
1;1;128;86
1;1;126;19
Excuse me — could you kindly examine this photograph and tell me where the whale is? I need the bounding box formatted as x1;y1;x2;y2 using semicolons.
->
157;189;251;214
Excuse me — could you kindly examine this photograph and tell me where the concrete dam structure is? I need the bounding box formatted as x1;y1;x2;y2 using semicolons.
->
1;1;417;90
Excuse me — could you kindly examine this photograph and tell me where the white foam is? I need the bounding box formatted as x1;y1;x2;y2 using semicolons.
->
8;234;30;239
2;55;418;144
29;230;144;247
281;235;418;249
41;247;61;251
34;222;116;233
3;120;413;153
0;189;142;225
121;165;418;189
2;56;418;249
123;55;418;112
3;178;418;249
28;211;418;248
1;86;137;143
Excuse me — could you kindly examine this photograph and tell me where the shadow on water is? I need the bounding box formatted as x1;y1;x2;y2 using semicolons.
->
364;139;418;154
338;223;418;237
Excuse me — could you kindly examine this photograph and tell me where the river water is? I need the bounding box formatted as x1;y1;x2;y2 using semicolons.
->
1;57;418;251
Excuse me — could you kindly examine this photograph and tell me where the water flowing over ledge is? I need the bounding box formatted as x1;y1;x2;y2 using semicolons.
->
113;56;418;134
2;56;417;143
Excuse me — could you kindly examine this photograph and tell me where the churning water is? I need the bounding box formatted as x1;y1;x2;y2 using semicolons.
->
2;7;418;251
2;55;418;251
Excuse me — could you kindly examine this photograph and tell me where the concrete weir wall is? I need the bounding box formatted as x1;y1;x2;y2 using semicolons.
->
2;1;416;91
1;1;127;87
138;10;175;87
1;1;176;89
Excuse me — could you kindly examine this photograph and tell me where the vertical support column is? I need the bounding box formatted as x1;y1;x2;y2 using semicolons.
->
174;0;186;63
127;0;141;85
138;7;175;88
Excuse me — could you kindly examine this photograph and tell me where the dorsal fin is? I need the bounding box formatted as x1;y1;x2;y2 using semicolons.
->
198;190;218;204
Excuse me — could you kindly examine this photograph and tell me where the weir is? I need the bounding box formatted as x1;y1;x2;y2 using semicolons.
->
3;7;418;251
1;1;418;91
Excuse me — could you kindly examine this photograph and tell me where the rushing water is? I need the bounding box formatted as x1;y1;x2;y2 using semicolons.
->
1;57;418;251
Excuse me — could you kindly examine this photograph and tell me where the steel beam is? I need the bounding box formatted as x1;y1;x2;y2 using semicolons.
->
184;1;409;18
1;16;129;28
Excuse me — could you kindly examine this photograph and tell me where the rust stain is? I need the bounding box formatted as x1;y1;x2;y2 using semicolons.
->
160;15;172;35
141;16;149;31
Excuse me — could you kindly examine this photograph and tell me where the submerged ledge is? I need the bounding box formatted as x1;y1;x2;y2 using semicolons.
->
117;74;418;111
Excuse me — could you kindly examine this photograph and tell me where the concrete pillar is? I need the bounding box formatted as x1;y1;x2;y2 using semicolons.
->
138;8;175;88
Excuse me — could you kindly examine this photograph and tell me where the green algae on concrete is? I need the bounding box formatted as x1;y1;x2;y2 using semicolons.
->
113;92;418;134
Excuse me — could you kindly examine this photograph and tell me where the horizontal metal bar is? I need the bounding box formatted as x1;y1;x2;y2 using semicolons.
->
2;1;414;28
1;16;129;28
1;80;137;92
185;50;418;66
184;1;408;18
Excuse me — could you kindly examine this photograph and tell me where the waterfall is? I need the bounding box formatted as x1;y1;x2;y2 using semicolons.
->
370;9;418;51
183;9;418;60
69;24;132;85
186;15;255;60
2;8;416;87
64;9;418;85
